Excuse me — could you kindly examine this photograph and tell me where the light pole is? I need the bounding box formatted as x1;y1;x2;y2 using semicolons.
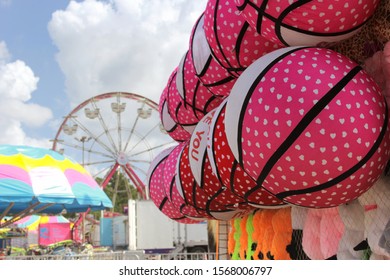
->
75;136;92;244
75;136;92;166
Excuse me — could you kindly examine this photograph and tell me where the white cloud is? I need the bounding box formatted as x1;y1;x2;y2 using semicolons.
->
48;0;207;107
0;41;53;147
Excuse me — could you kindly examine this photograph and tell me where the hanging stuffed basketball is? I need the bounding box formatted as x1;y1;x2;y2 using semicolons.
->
190;13;238;97
176;50;225;116
203;0;282;75
207;99;286;208
225;46;390;208
234;0;380;47
147;146;200;224
176;140;252;220
189;107;253;210
165;67;201;134
162;141;207;220
159;71;193;142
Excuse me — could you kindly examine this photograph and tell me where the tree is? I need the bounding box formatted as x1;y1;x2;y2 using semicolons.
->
96;171;140;213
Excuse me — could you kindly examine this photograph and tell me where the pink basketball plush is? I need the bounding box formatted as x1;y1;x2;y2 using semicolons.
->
207;99;286;208
225;46;390;208
203;0;281;75
189;108;253;210
176;141;252;220
234;0;380;46
159;75;192;142
162;141;206;220
190;13;238;97
165;67;199;134
147;147;200;224
176;50;225;115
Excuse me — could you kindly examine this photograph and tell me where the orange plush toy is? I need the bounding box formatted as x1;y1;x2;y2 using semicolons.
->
270;207;293;260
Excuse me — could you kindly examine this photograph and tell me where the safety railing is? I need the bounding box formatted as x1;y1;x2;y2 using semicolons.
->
3;251;217;260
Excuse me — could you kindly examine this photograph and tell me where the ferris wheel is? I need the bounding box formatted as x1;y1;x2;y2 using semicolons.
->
52;92;175;207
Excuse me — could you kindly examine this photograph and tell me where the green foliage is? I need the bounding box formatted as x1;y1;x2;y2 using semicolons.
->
96;172;140;213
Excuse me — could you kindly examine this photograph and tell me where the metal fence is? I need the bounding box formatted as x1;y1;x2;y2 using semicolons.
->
3;251;217;260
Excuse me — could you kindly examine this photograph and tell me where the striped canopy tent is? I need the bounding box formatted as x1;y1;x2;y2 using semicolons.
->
0;145;112;228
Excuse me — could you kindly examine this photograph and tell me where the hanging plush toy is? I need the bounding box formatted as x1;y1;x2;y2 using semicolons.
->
245;212;255;260
270;207;293;260
190;13;237;97
163;142;206;220
159;68;194;141
147;146;200;224
358;175;390;259
224;46;390;208
239;215;249;259
203;0;281;75
234;0;380;47
337;200;367;260
251;209;276;260
207;99;285;208
302;207;344;259
231;217;242;260
228;219;236;258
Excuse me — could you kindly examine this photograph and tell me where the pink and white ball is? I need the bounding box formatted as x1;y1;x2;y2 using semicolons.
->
165;67;202;133
189;108;254;210
147;147;201;224
225;46;390;208
190;13;238;97
176;50;224;115
204;0;281;75
176;141;252;220
234;0;380;46
207;99;286;209
162;142;207;220
159;75;192;142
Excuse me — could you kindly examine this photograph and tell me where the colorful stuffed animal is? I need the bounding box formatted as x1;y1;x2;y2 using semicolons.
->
302;208;344;259
358;175;390;259
231;217;242;260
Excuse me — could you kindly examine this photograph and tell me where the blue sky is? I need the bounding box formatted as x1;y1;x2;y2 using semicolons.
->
0;0;206;147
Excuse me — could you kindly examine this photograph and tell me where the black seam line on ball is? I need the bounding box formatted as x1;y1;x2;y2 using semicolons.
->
199;150;208;188
237;46;309;164
245;65;363;201
180;51;189;109
205;186;225;213
171;215;187;221
212;0;236;71
234;21;250;70
255;0;270;34
277;97;389;200
275;0;312;46
162;100;177;133
148;155;168;190
210;111;226;186
202;75;236;88
174;103;198;127
158;196;168;211
235;0;250;11
275;0;370;46
197;55;213;78
190;12;205;75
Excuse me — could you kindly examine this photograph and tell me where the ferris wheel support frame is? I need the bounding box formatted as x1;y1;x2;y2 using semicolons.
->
52;92;163;201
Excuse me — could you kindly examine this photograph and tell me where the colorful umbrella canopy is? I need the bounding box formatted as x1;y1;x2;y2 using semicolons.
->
6;215;70;231
0;145;112;227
